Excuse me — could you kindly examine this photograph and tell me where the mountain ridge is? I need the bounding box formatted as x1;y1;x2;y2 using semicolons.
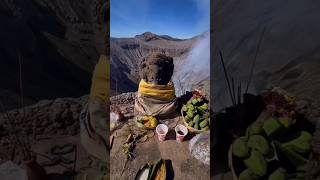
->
110;32;207;95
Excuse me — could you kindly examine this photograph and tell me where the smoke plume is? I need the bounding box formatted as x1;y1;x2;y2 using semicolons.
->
173;32;210;96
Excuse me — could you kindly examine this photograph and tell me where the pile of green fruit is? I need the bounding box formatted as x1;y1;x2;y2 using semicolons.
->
181;97;210;132
232;117;313;180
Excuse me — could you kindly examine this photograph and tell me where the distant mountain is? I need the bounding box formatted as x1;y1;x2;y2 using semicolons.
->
134;32;184;42
0;0;106;110
110;32;201;95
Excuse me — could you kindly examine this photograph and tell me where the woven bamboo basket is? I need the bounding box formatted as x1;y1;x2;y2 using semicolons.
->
181;109;209;133
228;144;239;180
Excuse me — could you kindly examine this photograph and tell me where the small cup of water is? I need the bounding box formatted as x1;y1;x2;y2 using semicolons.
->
175;124;188;142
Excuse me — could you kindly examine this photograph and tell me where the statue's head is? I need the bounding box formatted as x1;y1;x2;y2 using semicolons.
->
140;53;174;85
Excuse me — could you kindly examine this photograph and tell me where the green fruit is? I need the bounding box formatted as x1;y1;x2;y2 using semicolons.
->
185;116;191;123
182;105;188;112
268;168;286;180
244;150;267;176
137;117;144;123
200;120;208;128
136;118;145;128
275;141;308;169
186;110;194;119
232;137;249;158
188;121;194;127
193;115;200;124
263;118;284;139
186;102;191;106
202;113;210;121
196;107;206;115
194;123;199;130
199;103;208;110
191;98;198;105
197;98;203;104
248;135;271;156
187;104;194;111
239;169;259;180
246;123;263;136
283;131;312;155
278;117;292;128
201;126;209;131
136;122;145;128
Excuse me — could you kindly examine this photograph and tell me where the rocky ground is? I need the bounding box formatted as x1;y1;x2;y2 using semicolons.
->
0;95;94;179
110;92;136;118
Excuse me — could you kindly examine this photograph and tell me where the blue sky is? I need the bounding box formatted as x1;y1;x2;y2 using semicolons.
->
110;0;210;39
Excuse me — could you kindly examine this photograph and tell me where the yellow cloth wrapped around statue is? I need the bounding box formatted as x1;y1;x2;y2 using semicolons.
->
138;79;175;100
135;79;177;117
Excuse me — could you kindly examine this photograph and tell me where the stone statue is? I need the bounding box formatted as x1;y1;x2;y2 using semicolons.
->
135;53;177;117
139;53;174;85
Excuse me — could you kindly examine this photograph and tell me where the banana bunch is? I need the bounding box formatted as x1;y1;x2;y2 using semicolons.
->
233;116;313;180
136;116;158;129
182;97;210;131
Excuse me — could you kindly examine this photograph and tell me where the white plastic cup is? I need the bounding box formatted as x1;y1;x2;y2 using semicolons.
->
156;124;169;141
175;124;188;142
